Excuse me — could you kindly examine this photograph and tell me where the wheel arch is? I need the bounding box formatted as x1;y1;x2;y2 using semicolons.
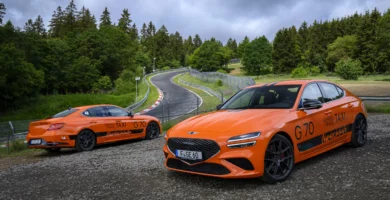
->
273;131;294;147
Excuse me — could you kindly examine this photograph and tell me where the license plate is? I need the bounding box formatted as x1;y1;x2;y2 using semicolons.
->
30;139;41;145
175;150;202;160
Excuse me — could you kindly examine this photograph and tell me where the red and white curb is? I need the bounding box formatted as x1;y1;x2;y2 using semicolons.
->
136;88;164;115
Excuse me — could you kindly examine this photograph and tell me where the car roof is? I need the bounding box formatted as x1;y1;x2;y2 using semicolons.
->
73;104;116;110
245;80;332;89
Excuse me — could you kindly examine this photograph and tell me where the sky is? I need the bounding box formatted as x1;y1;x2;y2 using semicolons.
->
2;0;390;43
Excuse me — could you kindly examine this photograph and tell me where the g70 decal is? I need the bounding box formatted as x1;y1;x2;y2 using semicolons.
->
133;121;147;128
295;122;314;140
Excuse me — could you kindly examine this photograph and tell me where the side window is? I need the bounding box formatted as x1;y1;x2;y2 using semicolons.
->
105;106;128;117
301;83;324;105
85;107;108;117
320;83;341;102
336;86;344;99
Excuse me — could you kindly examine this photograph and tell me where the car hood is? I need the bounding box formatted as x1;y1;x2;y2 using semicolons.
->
169;109;289;137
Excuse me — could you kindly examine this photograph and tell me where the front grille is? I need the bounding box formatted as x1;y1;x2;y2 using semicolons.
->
167;138;220;164
167;158;230;175
226;158;254;170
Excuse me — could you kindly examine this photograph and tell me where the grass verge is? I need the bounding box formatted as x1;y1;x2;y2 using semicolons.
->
365;102;390;114
173;73;222;112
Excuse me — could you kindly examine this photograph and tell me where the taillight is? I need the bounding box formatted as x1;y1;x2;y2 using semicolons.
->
48;123;65;131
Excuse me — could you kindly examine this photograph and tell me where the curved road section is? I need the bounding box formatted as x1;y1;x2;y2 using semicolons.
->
145;71;201;120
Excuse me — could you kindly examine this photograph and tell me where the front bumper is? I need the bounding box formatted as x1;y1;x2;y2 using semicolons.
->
26;131;76;149
163;136;268;178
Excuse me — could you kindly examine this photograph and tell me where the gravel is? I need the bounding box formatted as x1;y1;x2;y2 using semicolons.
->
1;114;390;200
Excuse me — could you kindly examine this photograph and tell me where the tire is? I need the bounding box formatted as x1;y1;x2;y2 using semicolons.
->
261;134;294;184
45;148;61;153
351;114;367;147
75;130;96;152
145;121;160;140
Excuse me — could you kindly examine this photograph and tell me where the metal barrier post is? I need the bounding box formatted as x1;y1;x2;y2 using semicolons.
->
219;90;224;103
167;101;170;125
196;96;199;115
162;102;165;124
8;121;14;155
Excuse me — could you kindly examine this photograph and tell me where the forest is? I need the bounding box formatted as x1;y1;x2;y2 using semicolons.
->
0;1;389;111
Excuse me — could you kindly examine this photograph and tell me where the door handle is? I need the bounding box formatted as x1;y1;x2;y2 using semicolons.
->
348;104;354;108
324;111;332;115
90;121;97;124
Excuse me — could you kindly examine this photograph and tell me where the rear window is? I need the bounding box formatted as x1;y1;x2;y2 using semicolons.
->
319;83;341;102
51;109;78;118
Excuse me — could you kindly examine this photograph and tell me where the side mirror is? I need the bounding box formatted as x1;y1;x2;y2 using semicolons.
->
128;111;134;117
216;104;223;110
302;99;322;110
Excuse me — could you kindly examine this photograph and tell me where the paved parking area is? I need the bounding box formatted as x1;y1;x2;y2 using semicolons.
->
0;114;389;200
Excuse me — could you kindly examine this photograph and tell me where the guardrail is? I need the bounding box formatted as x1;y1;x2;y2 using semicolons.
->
178;74;226;102
189;69;255;89
359;96;390;102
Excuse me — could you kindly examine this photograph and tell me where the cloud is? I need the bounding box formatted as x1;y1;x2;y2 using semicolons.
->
2;0;390;43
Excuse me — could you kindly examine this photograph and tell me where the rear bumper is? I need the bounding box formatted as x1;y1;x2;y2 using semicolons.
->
26;132;76;149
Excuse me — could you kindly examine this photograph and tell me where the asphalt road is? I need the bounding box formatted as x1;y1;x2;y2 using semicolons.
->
0;114;390;200
145;71;200;120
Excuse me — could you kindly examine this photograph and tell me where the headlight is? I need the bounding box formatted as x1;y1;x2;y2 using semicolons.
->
227;132;261;143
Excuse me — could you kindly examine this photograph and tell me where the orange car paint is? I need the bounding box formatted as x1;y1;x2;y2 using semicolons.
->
163;80;367;178
26;104;162;149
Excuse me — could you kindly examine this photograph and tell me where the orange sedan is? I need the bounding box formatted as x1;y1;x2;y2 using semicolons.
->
27;104;162;152
163;80;368;183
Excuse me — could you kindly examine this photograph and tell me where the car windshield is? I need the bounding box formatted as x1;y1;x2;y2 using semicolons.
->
220;85;301;110
49;108;79;118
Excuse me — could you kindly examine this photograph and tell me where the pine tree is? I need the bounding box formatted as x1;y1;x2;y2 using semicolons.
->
184;35;194;54
76;6;96;32
376;9;390;72
63;0;77;33
33;15;46;36
118;9;132;33
140;23;148;43
298;21;309;52
49;6;64;37
237;36;250;59
147;21;156;36
100;7;112;28
24;19;34;33
129;23;138;41
193;34;202;48
0;3;6;24
357;8;381;73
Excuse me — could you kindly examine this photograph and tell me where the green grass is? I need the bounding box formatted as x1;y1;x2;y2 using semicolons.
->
252;74;390;84
134;74;160;112
173;74;222;112
182;73;231;91
0;93;136;121
0;77;150;121
365;102;390;113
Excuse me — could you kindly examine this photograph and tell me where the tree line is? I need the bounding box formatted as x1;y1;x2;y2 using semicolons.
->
1;1;390;110
241;8;390;77
0;1;209;110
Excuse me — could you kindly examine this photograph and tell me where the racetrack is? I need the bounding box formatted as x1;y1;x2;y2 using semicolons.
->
1;114;390;200
145;71;201;120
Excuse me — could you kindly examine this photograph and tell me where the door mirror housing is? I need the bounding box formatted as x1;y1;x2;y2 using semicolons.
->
301;99;323;110
128;111;134;117
216;104;223;110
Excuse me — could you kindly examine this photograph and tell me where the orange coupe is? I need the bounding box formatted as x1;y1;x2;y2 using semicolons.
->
163;80;368;183
27;104;162;152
